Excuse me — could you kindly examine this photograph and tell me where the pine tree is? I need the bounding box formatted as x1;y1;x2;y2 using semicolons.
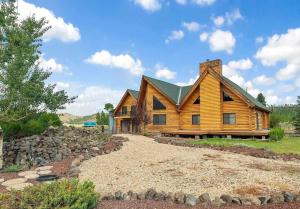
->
294;96;300;133
257;93;267;106
96;112;101;125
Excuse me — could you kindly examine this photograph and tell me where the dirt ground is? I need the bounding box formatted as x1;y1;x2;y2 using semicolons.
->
79;134;300;198
98;200;300;209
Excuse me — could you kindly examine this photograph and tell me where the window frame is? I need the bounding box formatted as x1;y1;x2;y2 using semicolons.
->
193;96;200;105
223;91;234;102
192;114;200;125
223;113;236;125
153;96;166;110
153;114;166;125
121;106;128;115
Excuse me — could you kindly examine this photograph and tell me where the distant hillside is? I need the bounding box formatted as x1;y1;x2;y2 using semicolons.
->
59;113;96;124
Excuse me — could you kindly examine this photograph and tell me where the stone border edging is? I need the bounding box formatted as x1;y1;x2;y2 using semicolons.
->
101;189;300;207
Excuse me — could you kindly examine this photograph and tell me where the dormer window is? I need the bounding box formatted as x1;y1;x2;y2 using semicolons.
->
153;96;166;110
193;96;200;104
223;92;234;102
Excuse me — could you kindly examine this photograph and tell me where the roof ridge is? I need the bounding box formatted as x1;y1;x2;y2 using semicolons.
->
143;75;193;88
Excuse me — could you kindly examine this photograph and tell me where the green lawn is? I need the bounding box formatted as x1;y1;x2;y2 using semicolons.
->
190;137;300;155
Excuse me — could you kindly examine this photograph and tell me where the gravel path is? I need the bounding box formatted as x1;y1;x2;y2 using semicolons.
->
79;134;300;198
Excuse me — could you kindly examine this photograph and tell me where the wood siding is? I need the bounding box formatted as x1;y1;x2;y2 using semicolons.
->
179;86;201;130
200;73;222;130
145;83;180;132
222;86;252;131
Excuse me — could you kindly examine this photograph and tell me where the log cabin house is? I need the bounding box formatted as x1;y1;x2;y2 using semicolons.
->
113;59;270;138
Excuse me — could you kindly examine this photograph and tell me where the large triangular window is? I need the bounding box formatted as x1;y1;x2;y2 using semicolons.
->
223;92;234;102
193;96;200;104
153;96;166;110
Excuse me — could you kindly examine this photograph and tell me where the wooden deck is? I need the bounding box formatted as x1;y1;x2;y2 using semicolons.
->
161;130;269;137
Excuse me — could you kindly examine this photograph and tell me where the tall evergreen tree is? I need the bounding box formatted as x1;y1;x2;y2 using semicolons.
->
96;112;101;125
294;96;300;133
0;1;74;124
257;93;267;106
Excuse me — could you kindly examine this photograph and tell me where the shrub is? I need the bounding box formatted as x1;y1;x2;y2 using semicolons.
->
3;164;23;173
269;127;284;141
270;113;280;128
21;119;46;136
0;179;99;209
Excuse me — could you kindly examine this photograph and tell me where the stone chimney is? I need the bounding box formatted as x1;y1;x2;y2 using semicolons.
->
200;59;222;75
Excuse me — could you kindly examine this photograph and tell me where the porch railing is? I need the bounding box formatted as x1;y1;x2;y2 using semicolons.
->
114;111;135;117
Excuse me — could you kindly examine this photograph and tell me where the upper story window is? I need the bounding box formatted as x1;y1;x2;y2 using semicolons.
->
131;105;136;113
122;106;127;115
192;114;200;125
153;114;166;125
193;96;200;104
223;92;234;102
153;96;166;110
223;113;236;125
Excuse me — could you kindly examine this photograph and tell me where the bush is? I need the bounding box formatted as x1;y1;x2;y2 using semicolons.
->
1;112;62;140
270;113;281;128
269;127;284;141
3;164;23;173
0;179;99;209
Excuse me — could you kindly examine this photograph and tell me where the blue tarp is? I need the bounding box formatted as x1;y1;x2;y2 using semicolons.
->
83;121;97;127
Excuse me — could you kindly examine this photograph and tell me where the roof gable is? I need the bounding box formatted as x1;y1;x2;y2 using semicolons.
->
113;89;138;115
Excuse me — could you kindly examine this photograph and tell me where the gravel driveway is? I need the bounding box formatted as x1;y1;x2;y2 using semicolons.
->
79;134;300;198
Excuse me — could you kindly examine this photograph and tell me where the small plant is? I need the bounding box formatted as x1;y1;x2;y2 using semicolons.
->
0;179;100;209
3;164;23;173
269;127;284;141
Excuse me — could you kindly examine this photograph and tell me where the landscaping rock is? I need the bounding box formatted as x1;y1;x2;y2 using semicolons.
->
137;192;146;200
145;188;157;200
211;197;226;206
240;198;253;205
220;194;233;203
36;166;53;171
232;197;242;204
18;170;37;177
174;192;185;204
283;191;294;202
295;195;300;202
7;182;33;191
71;158;81;167
24;173;40;179
38;170;52;175
185;194;199;206
199;193;211;203
2;178;27;187
102;193;115;200
259;196;271;204
153;192;165;201
115;191;124;200
270;194;285;203
123;193;130;201
68;167;80;177
0;178;4;183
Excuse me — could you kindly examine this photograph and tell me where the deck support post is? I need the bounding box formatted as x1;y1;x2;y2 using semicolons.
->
195;135;200;140
226;135;232;139
202;135;207;139
261;135;266;140
175;134;180;138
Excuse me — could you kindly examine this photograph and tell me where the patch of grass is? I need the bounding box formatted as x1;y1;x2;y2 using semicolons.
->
3;164;23;173
191;137;300;155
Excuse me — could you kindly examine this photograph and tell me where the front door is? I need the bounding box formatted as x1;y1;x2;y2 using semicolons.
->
121;120;130;133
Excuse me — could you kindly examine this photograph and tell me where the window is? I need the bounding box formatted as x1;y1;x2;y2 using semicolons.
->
153;114;166;125
223;92;234;101
223;113;236;125
153;96;166;110
131;105;136;113
192;114;200;125
122;106;127;115
193;96;200;104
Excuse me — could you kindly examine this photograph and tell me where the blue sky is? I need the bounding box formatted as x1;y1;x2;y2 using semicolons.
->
17;0;300;115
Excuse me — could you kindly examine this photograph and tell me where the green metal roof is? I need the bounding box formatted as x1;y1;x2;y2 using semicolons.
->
143;74;269;111
128;89;139;100
221;76;270;112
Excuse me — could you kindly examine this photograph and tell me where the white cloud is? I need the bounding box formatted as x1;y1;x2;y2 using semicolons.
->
279;84;295;93
182;21;203;32
63;86;123;116
207;30;236;54
155;64;176;80
133;0;162;11
295;77;300;88
256;36;264;43
199;32;209;42
223;58;253;78
18;0;80;42
213;16;225;27
176;0;187;5
176;75;199;86
255;28;300;83
38;56;65;73
54;82;70;92
225;9;243;25
253;75;275;86
192;0;216;6
165;30;184;43
85;50;145;76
